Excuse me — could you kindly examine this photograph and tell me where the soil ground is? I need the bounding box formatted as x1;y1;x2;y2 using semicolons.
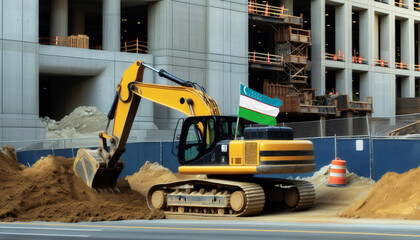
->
4;145;420;223
0;146;163;222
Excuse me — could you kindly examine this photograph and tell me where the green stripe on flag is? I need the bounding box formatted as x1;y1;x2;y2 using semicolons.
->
238;107;277;126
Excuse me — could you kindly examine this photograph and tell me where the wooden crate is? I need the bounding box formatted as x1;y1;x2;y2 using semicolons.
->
263;80;291;98
280;96;300;112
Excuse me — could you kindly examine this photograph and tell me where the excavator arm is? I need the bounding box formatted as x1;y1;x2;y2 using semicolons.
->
73;60;220;191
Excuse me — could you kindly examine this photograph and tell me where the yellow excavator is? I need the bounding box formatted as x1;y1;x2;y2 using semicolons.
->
74;60;315;216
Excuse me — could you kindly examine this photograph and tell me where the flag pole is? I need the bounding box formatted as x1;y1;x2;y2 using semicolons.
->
235;82;242;140
234;115;240;140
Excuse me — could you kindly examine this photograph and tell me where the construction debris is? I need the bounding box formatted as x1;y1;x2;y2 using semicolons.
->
41;106;107;139
341;166;420;220
0;146;164;222
387;120;420;136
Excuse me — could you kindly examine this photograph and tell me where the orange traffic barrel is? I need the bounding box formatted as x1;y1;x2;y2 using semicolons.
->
327;158;347;187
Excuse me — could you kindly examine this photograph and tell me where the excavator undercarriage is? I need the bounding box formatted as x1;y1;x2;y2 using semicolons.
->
148;177;315;216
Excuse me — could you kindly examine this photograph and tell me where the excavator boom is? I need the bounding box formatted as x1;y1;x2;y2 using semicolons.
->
74;61;220;191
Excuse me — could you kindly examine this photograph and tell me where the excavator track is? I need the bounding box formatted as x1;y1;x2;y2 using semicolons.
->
277;179;315;211
147;179;265;217
147;178;315;217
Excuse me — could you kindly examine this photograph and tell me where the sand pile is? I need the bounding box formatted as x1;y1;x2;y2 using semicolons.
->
126;161;179;196
300;165;375;213
41;106;107;138
126;161;205;196
341;166;420;219
0;146;164;222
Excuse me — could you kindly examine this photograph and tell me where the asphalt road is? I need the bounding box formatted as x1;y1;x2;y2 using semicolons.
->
1;219;420;240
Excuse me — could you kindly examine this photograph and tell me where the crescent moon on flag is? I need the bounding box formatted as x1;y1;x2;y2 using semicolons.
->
244;86;247;95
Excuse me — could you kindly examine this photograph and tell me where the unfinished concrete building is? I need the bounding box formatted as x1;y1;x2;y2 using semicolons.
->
0;0;420;141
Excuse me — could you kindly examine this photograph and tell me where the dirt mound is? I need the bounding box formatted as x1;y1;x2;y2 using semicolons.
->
341;166;420;219
0;146;164;222
41;106;107;138
0;146;26;182
127;161;206;196
303;164;375;187
300;165;375;214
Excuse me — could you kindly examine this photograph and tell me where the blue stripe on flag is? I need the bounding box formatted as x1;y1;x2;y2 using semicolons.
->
240;84;282;108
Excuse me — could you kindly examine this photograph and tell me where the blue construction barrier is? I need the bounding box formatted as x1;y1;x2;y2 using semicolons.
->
15;138;420;181
372;139;420;181
336;138;371;178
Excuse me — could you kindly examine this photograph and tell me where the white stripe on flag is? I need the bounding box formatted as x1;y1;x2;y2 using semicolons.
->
240;94;279;117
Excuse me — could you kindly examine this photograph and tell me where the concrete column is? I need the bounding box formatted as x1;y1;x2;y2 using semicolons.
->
335;3;349;61
380;14;391;63
103;0;120;51
336;68;352;96
359;71;370;102
280;0;293;14
311;0;326;95
400;18;410;65
407;0;414;10
71;10;85;35
359;9;369;63
50;0;68;37
408;18;415;71
401;76;412;97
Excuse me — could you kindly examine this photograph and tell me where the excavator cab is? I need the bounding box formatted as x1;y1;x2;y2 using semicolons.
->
177;116;245;166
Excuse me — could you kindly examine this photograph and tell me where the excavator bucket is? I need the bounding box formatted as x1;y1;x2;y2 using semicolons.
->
73;148;124;192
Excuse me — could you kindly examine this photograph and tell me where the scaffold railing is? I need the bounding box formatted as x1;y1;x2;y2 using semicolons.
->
374;58;389;67
395;61;409;70
352;55;367;64
415;1;420;11
325;51;345;61
395;0;408;8
248;1;288;19
248;51;284;66
121;38;148;54
39;35;89;49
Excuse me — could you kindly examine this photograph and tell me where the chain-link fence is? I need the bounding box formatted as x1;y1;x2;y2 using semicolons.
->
2;113;420;152
284;113;420;138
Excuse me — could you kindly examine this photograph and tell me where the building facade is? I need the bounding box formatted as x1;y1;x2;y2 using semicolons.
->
0;0;419;142
0;0;247;141
311;0;420;117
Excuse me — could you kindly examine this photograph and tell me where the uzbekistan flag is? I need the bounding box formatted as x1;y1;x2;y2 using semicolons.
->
238;84;282;126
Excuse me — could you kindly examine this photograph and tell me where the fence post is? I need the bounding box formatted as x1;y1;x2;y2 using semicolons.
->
51;142;55;157
334;134;337;159
70;138;75;159
160;139;163;165
366;115;373;179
